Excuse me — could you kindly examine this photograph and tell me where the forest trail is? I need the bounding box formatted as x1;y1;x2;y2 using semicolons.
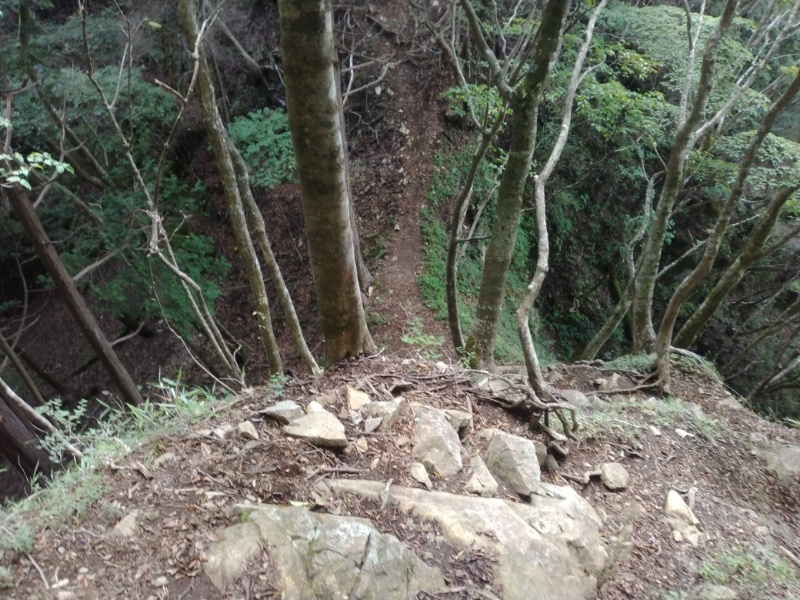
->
358;0;454;359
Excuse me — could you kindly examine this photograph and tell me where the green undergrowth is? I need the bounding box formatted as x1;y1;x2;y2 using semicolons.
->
697;543;798;599
418;140;555;365
581;392;731;443
0;378;232;567
604;353;723;383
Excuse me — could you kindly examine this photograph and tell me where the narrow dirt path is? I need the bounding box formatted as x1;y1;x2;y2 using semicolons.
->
361;1;455;359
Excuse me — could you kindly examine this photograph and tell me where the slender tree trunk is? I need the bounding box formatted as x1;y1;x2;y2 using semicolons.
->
279;0;374;364
2;185;143;407
0;330;45;407
179;0;283;376
674;186;800;348
446;117;504;352
517;0;607;393
464;0;570;368
229;140;319;373
630;0;737;353
655;70;800;387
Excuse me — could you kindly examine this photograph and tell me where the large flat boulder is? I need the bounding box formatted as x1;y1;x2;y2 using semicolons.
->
206;504;444;599
329;480;607;600
282;411;347;448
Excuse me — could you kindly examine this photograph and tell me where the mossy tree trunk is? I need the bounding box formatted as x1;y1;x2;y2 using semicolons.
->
464;0;570;369
278;0;374;364
629;0;737;354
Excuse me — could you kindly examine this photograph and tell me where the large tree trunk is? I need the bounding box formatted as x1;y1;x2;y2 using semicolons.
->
2;185;143;407
279;0;374;364
179;0;283;376
630;0;737;353
464;0;570;368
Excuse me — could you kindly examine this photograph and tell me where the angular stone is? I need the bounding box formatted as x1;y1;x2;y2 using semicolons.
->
111;510;138;538
409;462;433;489
411;404;463;478
534;440;548;466
664;490;699;525
306;400;325;414
443;409;472;431
487;432;541;496
228;504;444;599
212;424;234;439
344;385;371;412
365;397;405;430
238;421;259;440
261;400;304;425
364;417;382;433
716;395;743;411
600;463;629;491
465;456;498;497
204;520;263;590
283;412;347;448
765;444;800;486
330;480;607;600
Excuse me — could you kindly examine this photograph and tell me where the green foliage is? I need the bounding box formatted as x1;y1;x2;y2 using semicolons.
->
227;107;295;189
698;544;798;598
442;84;506;124
0;148;74;190
402;317;445;360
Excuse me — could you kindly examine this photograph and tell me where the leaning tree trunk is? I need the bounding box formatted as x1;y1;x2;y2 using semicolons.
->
2;185;143;407
674;185;800;349
179;0;283;376
279;0;374;364
464;0;570;368
630;0;737;353
655;69;800;387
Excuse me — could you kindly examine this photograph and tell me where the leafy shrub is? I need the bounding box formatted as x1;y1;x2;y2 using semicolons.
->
227;107;295;189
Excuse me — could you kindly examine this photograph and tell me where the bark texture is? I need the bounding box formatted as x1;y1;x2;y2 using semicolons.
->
464;0;570;368
279;0;374;364
630;0;737;353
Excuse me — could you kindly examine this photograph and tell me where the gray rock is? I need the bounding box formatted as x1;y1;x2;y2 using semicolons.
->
749;432;769;448
765;444;800;486
687;584;737;600
534;440;548;466
344;385;371;411
464;455;498;497
237;420;259;440
330;479;607;600
717;395;743;411
204;520;263;590
487;432;541;496
599;463;629;491
364;416;383;433
283;411;347;448
212;423;234;439
411;404;463;478
558;389;591;408
664;489;699;525
261;400;304;424
443;408;472;431
365;397;405;430
409;462;433;489
111;510;138;538
221;504;444;599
